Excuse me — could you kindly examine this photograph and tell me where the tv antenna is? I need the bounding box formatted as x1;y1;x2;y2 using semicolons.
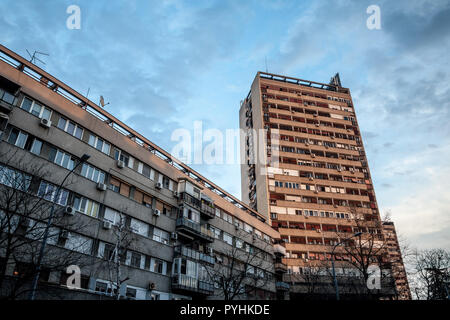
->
99;95;110;108
26;49;49;66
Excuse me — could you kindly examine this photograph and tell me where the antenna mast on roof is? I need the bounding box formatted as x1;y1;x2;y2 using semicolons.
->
26;49;49;66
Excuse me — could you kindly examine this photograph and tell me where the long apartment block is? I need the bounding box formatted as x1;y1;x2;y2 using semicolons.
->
239;72;410;299
0;45;285;300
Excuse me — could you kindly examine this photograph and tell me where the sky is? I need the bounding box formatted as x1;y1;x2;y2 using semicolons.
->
1;0;449;251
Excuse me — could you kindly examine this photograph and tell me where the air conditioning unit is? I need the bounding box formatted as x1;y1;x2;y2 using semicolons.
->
117;160;125;168
97;182;107;191
309;176;314;181
153;209;161;217
311;154;316;158
64;206;75;216
148;282;156;290
39;118;52;128
155;182;162;189
172;191;179;198
315;123;320;127
60;230;69;239
331;136;335;139
103;220;112;230
171;232;178;240
305;142;309;146
333;204;338;208
316;229;322;233
337;168;342;172
325;145;329;149
313;114;318;117
314;190;319;194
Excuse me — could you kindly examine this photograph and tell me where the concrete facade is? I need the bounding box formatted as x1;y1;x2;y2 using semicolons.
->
0;45;280;300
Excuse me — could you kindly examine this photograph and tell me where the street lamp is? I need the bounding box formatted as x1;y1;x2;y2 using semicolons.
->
330;231;362;301
29;153;90;300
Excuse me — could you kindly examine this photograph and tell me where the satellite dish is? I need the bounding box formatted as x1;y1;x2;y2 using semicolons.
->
99;95;110;108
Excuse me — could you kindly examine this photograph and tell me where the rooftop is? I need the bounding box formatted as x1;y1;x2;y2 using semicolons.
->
0;44;266;223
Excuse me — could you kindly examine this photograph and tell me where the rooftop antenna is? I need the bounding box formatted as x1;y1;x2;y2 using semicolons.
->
99;95;110;108
265;56;268;73
26;49;49;66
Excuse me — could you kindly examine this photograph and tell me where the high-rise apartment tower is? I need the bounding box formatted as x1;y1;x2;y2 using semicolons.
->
239;72;410;299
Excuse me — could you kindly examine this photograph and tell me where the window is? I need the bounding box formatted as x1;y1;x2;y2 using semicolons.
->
210;226;221;239
95;281;108;293
152;259;166;274
114;149;130;167
223;232;233;245
88;133;111;155
20;97;51;120
0;88;15;104
37;181;69;206
64;233;92;254
30;139;43;155
162;176;170;189
153;227;169;245
103;207;123;225
222;212;233;224
7;128;28;149
0;165;32;191
129;251;142;268
98;242;115;260
244;223;253;234
73;196;99;218
130;218;149;237
81;163;105;183
57;117;83;139
49;148;75;170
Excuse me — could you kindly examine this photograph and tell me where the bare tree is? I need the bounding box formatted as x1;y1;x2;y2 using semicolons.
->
202;229;274;300
408;249;450;300
328;208;397;299
0;148;92;299
95;212;137;300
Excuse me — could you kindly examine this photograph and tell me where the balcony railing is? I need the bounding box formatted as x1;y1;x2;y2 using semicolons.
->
176;218;214;242
179;192;201;209
275;281;290;291
200;202;215;219
274;262;288;273
172;274;214;295
174;245;215;264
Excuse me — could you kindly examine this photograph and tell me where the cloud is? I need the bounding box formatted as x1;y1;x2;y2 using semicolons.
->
1;0;449;251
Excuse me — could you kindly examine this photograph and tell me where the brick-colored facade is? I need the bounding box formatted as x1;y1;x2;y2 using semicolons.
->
239;72;411;299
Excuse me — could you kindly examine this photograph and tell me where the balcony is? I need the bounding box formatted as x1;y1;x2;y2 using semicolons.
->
176;217;214;243
172;274;214;295
174;245;215;265
200;201;215;219
275;281;290;291
274;262;288;274
273;244;287;257
0;99;13;114
179;192;201;210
